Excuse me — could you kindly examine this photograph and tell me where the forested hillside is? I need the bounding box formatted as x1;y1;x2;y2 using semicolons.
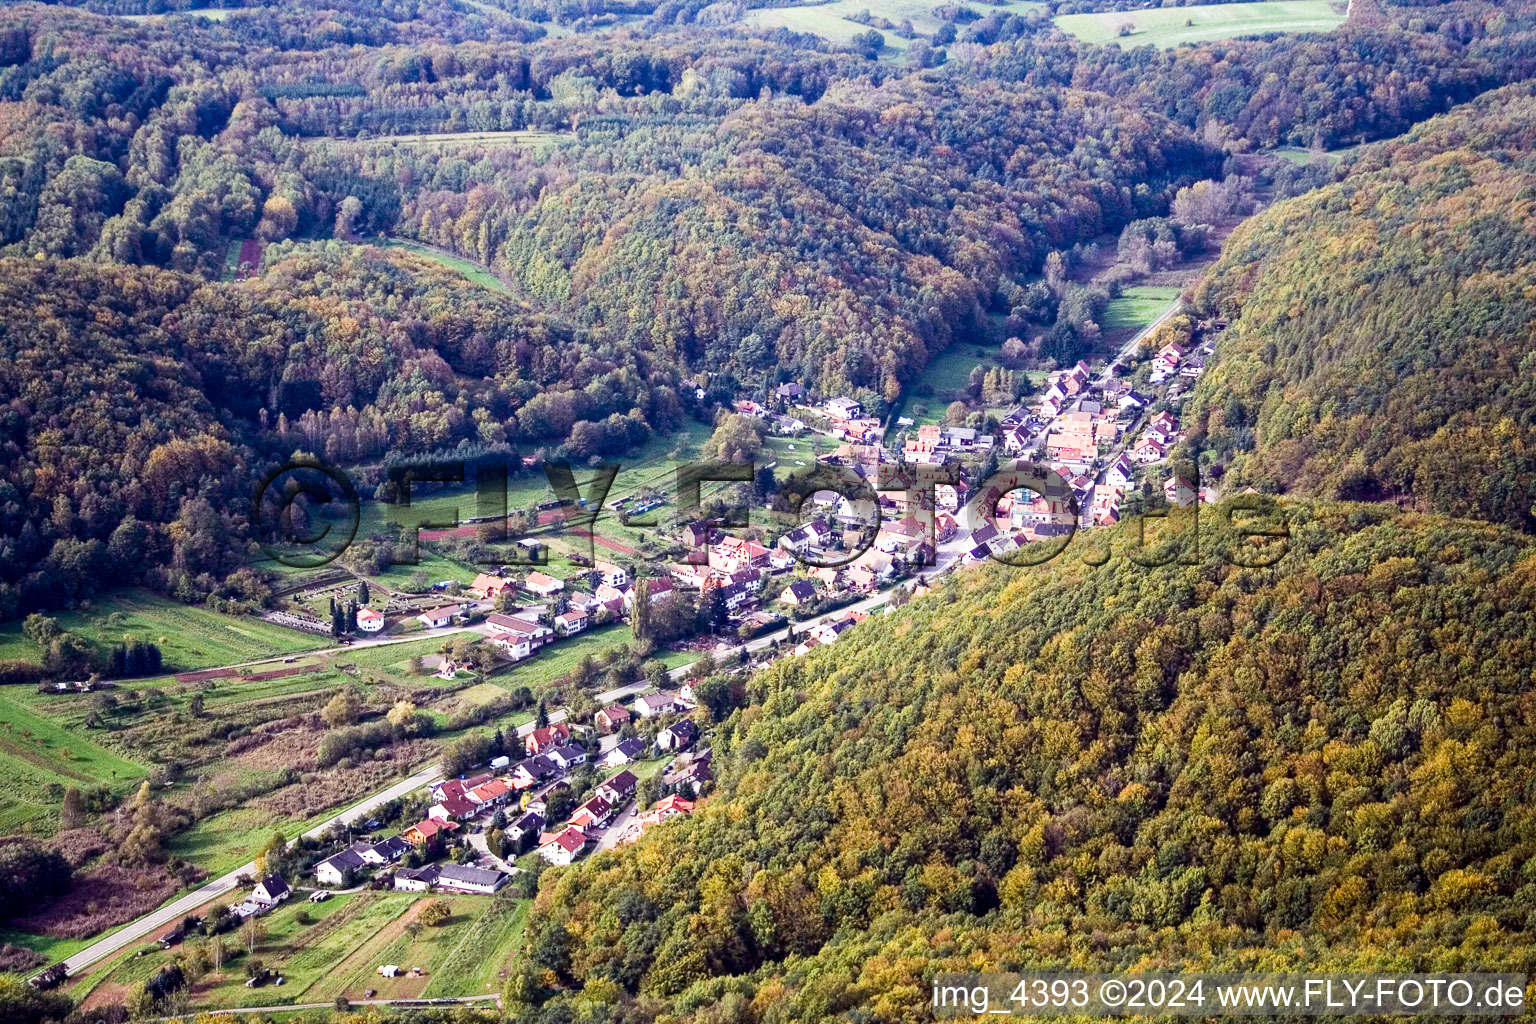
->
1182;83;1536;532
0;244;638;616
514;503;1536;1020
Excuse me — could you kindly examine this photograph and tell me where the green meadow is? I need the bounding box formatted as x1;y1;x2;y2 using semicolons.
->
1055;0;1344;47
0;590;323;672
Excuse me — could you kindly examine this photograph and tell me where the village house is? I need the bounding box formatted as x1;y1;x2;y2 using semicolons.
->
554;608;589;635
593;583;628;615
594;704;631;734
506;811;545;846
1134;436;1168;464
874;515;928;558
779;519;832;554
651;794;695;820
1165;474;1198;508
825;396;863;421
709;536;771;574
597;770;639;805
356;607;384;633
775;382;803;402
314;848;368;888
594;560;629;588
493;634;533;662
252;876;291;907
779;580;817;607
681;521;711;551
706;574;759;613
635;691;682;717
669;562;711;589
665;751;713;796
602;737;647;767
417;607;454;629
511;755;558;788
1148;410;1180;444
393;865;440;891
1118;389;1150;411
542;744;585;771
627;577;675;612
657;719;699;752
617;794;696;845
567;795;614;829
1106;454;1135;490
429;791;478;822
468;778;512;809
523;570;565;597
773;414;806;436
436;864;508;894
524;723;573;756
539;827;591;866
486;612;555;649
470;573;514;600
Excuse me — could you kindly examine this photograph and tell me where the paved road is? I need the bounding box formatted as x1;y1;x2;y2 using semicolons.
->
56;675;648;979
154;994;499;1020
1012;296;1183;457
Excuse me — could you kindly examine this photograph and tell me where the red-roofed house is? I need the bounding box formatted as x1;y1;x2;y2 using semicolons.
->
524;723;572;756
539;827;590;866
403;816;459;845
470;573;514;600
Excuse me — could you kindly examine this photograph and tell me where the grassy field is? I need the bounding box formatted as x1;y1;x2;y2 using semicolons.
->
420;895;528;997
0;590;324;672
1102;285;1182;330
383;238;512;295
0;692;150;834
1272;142;1366;165
1055;0;1344;47
84;891;535;1009
336;130;572;149
887;338;1011;427
741;0;1039;49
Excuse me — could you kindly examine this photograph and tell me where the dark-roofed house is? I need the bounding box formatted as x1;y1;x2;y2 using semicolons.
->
657;719;699;752
512;755;558;787
547;743;587;770
393;864;440;892
779;580;817;607
371;836;411;862
567;795;613;829
436;864;508;894
597;770;639;805
507;811;545;846
252;875;290;906
601;737;646;767
314;849;367;888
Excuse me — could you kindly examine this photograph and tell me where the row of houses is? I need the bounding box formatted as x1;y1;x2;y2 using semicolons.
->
902;424;995;464
313;836;414;888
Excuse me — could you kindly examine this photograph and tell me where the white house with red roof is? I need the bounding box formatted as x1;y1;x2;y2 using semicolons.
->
539;826;591;865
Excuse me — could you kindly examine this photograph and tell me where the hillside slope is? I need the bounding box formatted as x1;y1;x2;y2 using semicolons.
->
518;503;1536;1022
1182;84;1536;531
